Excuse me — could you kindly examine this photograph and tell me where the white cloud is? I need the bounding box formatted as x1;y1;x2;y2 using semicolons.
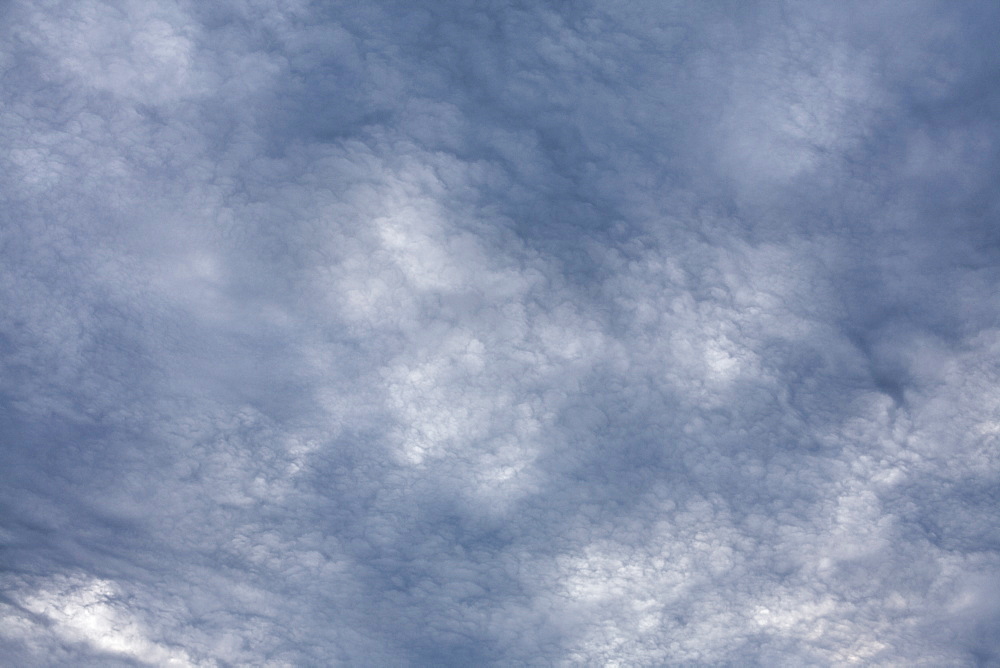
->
1;0;999;664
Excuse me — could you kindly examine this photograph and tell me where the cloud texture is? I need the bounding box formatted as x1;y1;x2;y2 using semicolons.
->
2;1;999;665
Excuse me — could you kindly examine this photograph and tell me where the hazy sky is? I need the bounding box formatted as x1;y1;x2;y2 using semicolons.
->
2;1;999;665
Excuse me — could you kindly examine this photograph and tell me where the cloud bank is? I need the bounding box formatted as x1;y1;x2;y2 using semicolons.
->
2;0;999;665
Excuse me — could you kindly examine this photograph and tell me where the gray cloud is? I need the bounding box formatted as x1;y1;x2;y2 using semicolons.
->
2;0;999;665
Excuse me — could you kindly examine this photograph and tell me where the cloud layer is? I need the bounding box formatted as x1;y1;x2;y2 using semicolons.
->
2;1;999;665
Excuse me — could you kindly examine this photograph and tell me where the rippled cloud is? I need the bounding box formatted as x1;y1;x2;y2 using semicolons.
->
2;1;999;665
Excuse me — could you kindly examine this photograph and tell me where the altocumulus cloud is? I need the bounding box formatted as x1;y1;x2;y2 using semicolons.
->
2;0;999;665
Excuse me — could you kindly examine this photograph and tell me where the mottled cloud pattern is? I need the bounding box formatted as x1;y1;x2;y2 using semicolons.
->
2;1;999;665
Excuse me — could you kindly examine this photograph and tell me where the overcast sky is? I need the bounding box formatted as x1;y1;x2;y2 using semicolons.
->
2;1;999;665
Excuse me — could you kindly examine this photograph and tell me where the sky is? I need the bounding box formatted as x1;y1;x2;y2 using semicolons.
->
1;0;999;665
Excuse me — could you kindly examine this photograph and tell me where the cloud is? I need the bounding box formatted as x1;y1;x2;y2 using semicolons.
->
1;0;999;665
